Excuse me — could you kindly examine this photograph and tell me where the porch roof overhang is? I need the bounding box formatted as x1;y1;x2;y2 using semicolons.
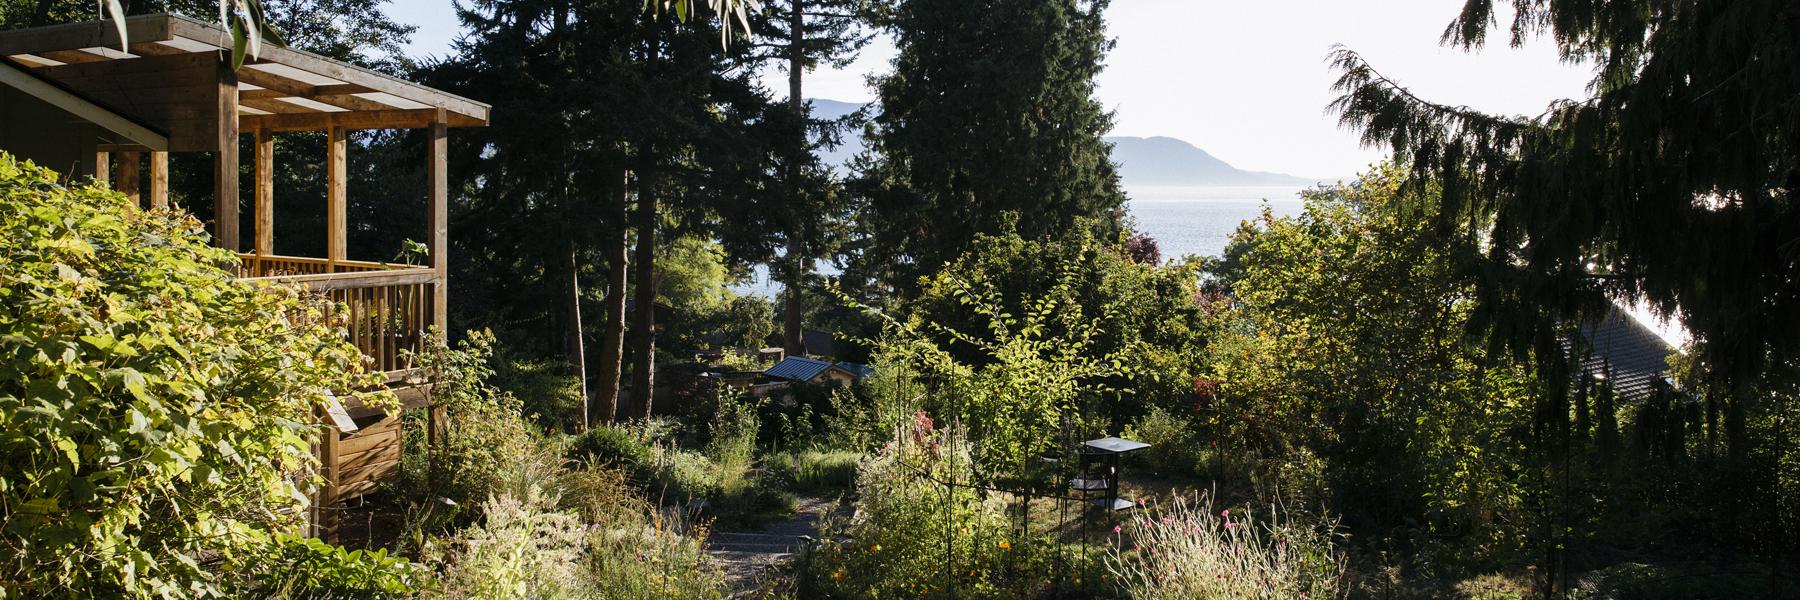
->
0;59;167;148
0;13;489;133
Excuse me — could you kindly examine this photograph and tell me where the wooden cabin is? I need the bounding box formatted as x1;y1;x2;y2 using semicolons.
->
0;14;490;537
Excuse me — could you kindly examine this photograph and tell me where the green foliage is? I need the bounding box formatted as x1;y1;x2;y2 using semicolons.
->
767;448;862;493
225;533;434;599
909;225;1213;424
435;487;594;599
1121;406;1205;478
856;0;1127;293
569;425;655;483
845;247;1131;474
1107;495;1346;600
0;154;387;596
1210;167;1535;558
806;414;1015;598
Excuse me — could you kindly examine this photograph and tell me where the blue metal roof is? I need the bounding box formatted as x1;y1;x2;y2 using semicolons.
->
764;357;835;382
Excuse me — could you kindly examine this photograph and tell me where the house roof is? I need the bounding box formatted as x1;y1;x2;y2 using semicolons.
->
765;356;836;382
1566;303;1680;402
0;59;166;148
0;14;489;133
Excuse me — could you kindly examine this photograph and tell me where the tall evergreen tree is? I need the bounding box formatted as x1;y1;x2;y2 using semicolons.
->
750;0;869;356
1327;0;1800;576
854;0;1126;297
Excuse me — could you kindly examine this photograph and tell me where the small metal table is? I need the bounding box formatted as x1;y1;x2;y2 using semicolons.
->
1074;436;1150;511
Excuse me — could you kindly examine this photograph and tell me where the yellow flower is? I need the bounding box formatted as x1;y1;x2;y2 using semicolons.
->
832;570;846;581
997;540;1011;550
870;544;881;552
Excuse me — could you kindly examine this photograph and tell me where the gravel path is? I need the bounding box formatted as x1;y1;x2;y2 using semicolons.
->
706;496;845;594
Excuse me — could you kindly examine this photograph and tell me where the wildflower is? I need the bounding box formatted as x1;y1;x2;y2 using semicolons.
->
1221;509;1230;517
998;540;1011;550
870;544;881;552
832;570;846;581
1112;525;1122;535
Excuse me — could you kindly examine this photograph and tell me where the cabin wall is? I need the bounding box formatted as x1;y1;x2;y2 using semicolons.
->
0;86;108;178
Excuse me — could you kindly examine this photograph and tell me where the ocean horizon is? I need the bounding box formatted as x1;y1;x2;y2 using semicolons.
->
732;185;1311;296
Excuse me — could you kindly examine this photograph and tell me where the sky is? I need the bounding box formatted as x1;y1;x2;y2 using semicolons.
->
384;0;1595;180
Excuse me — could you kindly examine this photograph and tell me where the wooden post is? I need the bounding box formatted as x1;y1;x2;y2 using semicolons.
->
426;111;447;332
116;151;140;205
316;417;341;543
93;150;109;184
254;128;274;261
148;151;168;209
213;62;240;252
327;126;347;270
425;109;448;454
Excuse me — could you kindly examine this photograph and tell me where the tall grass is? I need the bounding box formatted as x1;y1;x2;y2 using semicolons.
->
1106;495;1346;600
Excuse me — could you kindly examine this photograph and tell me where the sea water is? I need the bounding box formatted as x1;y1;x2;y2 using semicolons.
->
733;185;1311;296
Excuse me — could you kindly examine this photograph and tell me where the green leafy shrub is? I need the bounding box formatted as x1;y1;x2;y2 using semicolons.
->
433;473;727;599
225;533;434;599
1122;405;1205;477
0;154;389;596
569;425;655;482
1106;495;1346;600
806;413;1015;598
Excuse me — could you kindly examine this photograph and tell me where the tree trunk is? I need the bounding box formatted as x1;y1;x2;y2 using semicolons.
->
594;166;630;425
780;0;809;357
628;160;658;420
565;241;588;431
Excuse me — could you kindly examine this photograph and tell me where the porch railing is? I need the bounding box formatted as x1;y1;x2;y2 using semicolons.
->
236;254;438;375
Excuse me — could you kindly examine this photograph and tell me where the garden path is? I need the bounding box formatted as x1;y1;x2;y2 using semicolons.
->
706;495;845;594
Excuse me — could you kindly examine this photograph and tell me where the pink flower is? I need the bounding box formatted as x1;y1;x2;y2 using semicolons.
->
1221;509;1230;517
1112;525;1122;535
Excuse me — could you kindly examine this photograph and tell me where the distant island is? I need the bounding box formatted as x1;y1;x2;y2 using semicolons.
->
807;99;1321;187
1105;136;1321;186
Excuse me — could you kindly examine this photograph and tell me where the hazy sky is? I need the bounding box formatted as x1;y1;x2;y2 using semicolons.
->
385;0;1595;179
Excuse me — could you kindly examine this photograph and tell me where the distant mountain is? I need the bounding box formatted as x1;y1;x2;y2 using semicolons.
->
1105;136;1319;186
803;99;1318;186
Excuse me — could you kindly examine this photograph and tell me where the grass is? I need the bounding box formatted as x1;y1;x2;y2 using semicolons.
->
766;449;862;494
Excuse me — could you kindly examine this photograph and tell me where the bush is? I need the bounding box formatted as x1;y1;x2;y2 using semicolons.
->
1106;495;1346;600
225;534;434;599
433;473;727;599
1122;405;1205;477
0;154;386;596
436;487;591;599
569;425;655;482
806;412;1015;598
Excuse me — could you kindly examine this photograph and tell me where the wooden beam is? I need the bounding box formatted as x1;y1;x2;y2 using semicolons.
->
116;151;139;205
38;49;108;64
426;110;447;333
93;150;109;183
240;83;374;101
0;15;173;56
254;128;273;257
239;97;319;114
29;53;218;151
148;151;168;209
212;61;239;251
238;108;483;132
235;67;400;113
167;16;488;123
327;126;346;267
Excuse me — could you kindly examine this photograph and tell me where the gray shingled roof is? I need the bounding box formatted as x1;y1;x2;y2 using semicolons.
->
1566;304;1679;402
764;357;836;382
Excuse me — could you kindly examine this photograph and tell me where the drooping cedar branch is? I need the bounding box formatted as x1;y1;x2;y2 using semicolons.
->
1328;1;1800;396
